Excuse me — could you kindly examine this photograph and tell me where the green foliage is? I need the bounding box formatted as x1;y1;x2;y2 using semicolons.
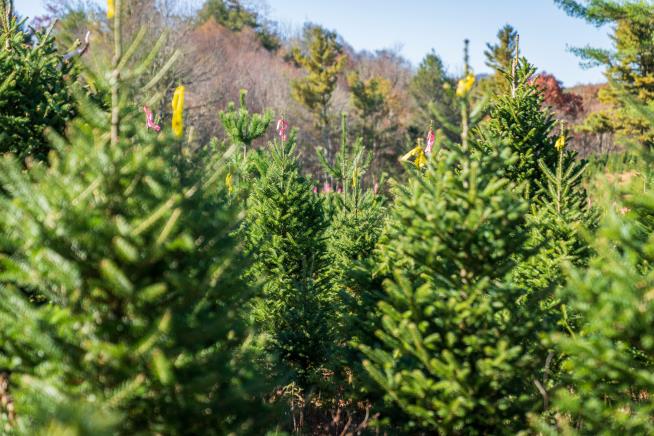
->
409;50;460;143
219;88;272;148
242;134;336;382
0;12;76;161
541;167;654;434
215;90;273;205
319;115;386;324
534;146;594;282
8;0;654;433
514;141;596;343
484;24;519;93
198;0;281;51
11;378;118;436
556;0;654;146
291;24;346;153
480;58;558;195
485;24;519;74
539;101;654;434
0;98;265;435
0;4;267;433
347;72;396;152
361;140;545;433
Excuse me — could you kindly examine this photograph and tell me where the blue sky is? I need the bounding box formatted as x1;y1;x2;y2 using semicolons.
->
18;0;612;86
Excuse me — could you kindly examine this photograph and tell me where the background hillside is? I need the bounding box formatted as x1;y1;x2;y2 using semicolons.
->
25;0;615;173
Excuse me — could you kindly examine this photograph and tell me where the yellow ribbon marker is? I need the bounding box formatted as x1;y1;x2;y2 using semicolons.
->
171;86;185;138
107;0;115;19
555;134;566;151
400;145;428;169
456;73;476;98
225;173;233;194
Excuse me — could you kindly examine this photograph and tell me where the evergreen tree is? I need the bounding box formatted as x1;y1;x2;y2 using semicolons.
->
484;24;519;92
302;115;388;433
319;114;386;315
0;1;76;161
555;0;654;146
480;57;559;195
347;72;397;164
242;129;335;383
198;0;281;51
217;88;272;200
219;89;272;149
482;52;594;376
361;140;545;433
409;50;459;142
291;24;346;160
0;3;266;433
432;39;488;150
538;156;654;434
513;132;596;352
532;99;654;434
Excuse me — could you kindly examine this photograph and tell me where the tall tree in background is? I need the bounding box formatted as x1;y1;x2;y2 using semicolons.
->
409;50;459;141
555;0;654;147
347;72;397;168
485;24;519;73
484;24;519;93
291;24;347;161
198;0;280;51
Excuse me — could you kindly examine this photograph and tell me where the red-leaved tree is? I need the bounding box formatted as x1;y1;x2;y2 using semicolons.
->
532;72;583;120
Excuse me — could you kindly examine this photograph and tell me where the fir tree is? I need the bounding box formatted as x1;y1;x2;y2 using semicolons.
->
526;133;595;289
482;52;594;396
537;103;654;434
513;132;596;366
0;2;76;161
0;2;266;433
480;57;559;195
361;139;545;433
319;114;386;323
219;89;272;149
242;129;335;383
217;89;272;201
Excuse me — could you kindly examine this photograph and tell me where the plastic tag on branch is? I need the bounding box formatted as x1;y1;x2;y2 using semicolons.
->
171;86;185;138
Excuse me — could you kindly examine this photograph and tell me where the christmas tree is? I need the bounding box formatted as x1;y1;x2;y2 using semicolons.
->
319;114;386;299
241;124;336;384
361;137;545;433
538;105;654;434
0;0;76;161
0;2;266;433
514;131;595;318
480;55;558;196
